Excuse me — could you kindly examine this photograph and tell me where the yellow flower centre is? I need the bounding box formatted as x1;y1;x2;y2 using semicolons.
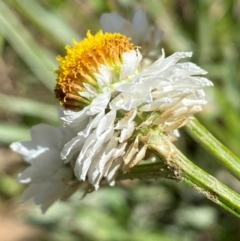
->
55;30;134;109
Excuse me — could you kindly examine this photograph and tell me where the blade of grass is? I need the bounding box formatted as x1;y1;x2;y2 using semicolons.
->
8;0;81;47
0;123;29;143
0;1;56;91
0;93;59;124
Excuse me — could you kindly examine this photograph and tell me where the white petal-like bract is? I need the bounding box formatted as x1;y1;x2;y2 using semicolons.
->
10;124;82;212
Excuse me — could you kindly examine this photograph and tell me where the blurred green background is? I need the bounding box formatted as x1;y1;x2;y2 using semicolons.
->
0;0;240;240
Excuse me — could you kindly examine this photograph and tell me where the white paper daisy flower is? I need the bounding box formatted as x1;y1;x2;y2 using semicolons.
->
10;30;213;211
54;30;213;191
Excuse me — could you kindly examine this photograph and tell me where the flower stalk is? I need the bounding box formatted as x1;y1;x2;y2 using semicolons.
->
185;117;240;181
117;125;240;218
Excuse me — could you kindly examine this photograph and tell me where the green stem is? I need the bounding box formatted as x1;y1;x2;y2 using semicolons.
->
117;128;240;218
117;162;177;181
185;118;240;181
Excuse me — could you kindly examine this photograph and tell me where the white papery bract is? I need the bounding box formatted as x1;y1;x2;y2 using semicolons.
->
60;49;213;190
100;9;163;53
10;124;84;213
60;93;139;189
110;50;213;139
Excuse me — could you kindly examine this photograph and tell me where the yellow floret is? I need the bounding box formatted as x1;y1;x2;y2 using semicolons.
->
55;30;134;109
